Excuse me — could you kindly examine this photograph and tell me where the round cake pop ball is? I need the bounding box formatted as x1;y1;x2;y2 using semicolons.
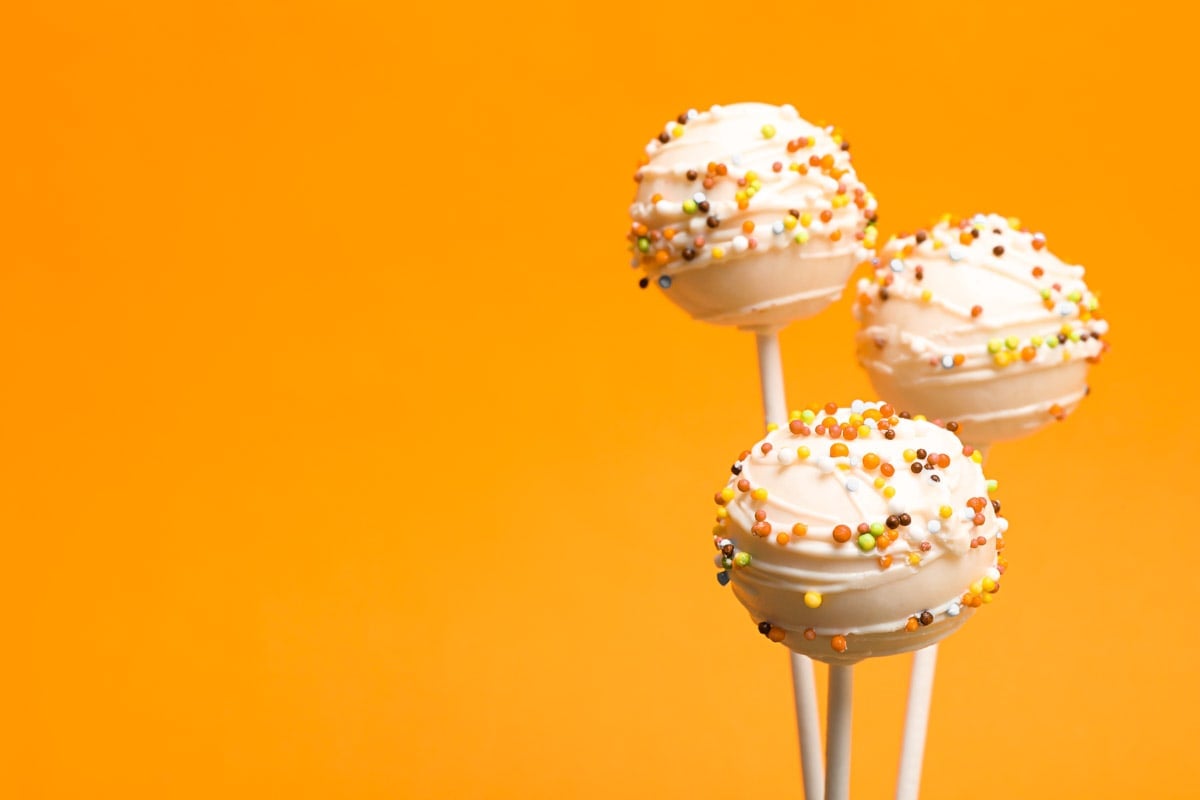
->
854;214;1108;446
712;402;1005;665
629;103;878;331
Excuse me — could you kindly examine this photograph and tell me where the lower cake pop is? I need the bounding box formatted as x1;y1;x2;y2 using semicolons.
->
713;401;1005;663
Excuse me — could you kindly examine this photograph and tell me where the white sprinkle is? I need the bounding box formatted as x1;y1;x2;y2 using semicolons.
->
1092;319;1110;335
732;235;750;252
850;399;865;414
1056;300;1076;316
927;520;942;534
845;478;860;492
817;457;835;474
692;192;707;204
946;602;961;617
940;354;955;369
996;517;1009;533
888;498;906;515
890;258;905;272
949;245;966;262
776;448;797;465
772;221;785;235
985;566;1001;581
857;277;871;293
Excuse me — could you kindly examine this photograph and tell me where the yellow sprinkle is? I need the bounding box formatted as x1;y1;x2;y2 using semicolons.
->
1007;216;1020;229
799;212;812;227
858;425;871;438
797;446;811;459
784;215;798;230
931;240;945;250
874;477;886;489
671;124;684;138
907;553;921;566
994;351;1014;367
1062;350;1072;362
751;488;769;501
832;194;849;208
938;212;952;224
920;289;932;302
982;577;997;592
711;247;725;259
971;450;983;464
848;413;863;426
883;486;896;498
913;414;926;422
903;449;917;462
970;579;984;594
982;592;995;604
766;423;779;432
837;462;851;471
939;506;953;519
721;487;736;502
745;171;758;182
735;190;748;202
789;409;802;420
716;507;729;519
761;124;776;139
803;591;823;609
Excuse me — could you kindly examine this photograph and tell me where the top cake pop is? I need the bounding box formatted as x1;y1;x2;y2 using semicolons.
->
629;103;877;331
854;214;1108;445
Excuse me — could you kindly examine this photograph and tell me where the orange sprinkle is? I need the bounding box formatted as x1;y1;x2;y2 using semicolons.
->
905;617;920;632
971;305;983;318
830;443;849;457
936;453;950;468
1032;266;1044;277
832;525;852;543
820;210;834;223
803;628;817;641
831;635;848;653
879;404;894;417
1021;346;1037;362
959;232;973;246
862;452;881;470
792;522;808;537
654;250;669;265
953;353;965;366
878;554;893;569
776;532;791;545
663;228;676;240
1049;403;1064;416
842;426;857;441
830;230;843;242
767;627;787;643
880;463;895;477
742;220;755;234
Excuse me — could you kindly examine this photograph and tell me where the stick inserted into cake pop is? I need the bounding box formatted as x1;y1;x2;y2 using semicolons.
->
712;402;1007;799
630;102;877;799
854;214;1108;799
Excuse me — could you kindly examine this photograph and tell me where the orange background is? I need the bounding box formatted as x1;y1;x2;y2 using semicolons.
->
3;1;1197;797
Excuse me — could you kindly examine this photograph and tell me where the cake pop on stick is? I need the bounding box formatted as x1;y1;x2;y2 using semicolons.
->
631;102;877;799
712;402;1006;798
853;213;1107;799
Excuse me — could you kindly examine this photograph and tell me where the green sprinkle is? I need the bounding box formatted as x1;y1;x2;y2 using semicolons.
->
987;339;1003;354
682;199;698;214
1005;336;1020;351
869;522;885;537
857;533;876;552
986;479;998;493
761;124;776;139
734;552;752;567
637;237;650;253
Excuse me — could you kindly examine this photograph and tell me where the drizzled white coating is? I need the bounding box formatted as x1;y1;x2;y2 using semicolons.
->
855;214;1107;444
629;103;877;330
716;404;1003;665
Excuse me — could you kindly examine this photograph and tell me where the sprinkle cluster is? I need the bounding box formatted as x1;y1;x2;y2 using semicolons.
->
856;213;1108;385
627;104;878;290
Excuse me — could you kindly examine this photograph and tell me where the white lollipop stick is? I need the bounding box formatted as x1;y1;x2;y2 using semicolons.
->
825;663;854;800
895;445;990;799
753;331;823;800
895;645;937;799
